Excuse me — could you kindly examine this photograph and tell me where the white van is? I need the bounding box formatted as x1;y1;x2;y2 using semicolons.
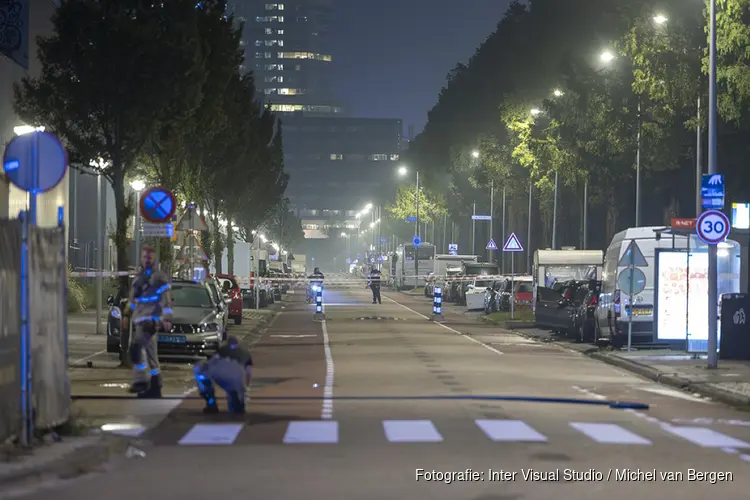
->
596;226;740;348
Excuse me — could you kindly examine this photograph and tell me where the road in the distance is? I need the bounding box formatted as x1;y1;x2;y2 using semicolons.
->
11;287;749;500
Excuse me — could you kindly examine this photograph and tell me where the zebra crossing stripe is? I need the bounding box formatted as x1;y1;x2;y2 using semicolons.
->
178;423;244;445
283;421;338;444
662;426;750;448
570;423;651;445
383;420;443;442
475;419;548;442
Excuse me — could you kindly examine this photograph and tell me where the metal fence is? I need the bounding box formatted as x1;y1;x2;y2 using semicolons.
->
0;220;22;443
29;225;69;429
0;218;69;443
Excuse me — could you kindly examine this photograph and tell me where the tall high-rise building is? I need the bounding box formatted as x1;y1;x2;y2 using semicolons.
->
232;1;342;115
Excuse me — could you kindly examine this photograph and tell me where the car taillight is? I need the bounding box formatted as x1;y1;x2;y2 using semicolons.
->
589;295;598;306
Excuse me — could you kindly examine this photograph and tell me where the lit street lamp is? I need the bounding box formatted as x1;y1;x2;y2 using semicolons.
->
600;50;615;63
130;179;146;269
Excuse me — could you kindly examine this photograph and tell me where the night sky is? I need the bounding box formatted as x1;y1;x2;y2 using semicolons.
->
330;0;512;137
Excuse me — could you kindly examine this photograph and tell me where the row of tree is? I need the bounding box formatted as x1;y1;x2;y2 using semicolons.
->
387;0;750;257
13;0;303;290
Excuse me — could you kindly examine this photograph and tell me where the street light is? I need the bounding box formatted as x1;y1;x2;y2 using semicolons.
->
553;89;564;97
340;232;347;238
130;179;146;192
365;203;373;210
398;165;408;176
130;179;146;276
471;150;480;158
653;14;667;24
14;125;45;136
600;50;615;63
530;108;542;116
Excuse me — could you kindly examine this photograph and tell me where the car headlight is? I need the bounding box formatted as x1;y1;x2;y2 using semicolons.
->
111;307;121;319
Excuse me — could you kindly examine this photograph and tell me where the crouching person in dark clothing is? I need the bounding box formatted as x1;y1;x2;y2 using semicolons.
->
194;335;253;414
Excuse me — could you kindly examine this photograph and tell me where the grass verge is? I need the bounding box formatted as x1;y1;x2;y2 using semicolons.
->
482;310;535;324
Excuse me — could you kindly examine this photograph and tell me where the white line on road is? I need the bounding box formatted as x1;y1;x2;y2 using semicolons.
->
637;386;713;404
321;319;334;420
384;295;504;356
70;349;107;365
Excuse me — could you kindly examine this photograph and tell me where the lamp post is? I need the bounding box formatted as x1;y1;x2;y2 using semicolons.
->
130;179;146;268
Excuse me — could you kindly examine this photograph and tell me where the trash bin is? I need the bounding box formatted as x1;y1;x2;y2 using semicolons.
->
719;293;750;360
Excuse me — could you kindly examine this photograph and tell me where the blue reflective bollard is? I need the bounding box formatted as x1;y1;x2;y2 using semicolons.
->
432;286;444;321
313;285;325;320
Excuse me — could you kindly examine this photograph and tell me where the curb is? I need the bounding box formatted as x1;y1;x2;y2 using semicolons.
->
589;351;750;409
0;434;130;489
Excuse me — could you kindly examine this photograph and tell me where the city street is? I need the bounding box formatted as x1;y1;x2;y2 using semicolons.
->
67;311;114;367
14;289;750;498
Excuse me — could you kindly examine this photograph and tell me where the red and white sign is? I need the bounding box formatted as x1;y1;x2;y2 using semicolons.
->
696;210;730;244
671;218;697;229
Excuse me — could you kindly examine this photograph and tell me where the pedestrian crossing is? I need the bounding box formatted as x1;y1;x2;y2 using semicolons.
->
113;418;750;450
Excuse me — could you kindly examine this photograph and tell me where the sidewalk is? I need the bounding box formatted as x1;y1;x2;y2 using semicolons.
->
1;308;279;491
512;327;750;409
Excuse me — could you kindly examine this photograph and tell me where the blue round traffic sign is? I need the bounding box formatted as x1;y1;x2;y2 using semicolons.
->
3;131;68;193
697;209;730;244
139;186;176;223
412;235;421;247
617;268;646;295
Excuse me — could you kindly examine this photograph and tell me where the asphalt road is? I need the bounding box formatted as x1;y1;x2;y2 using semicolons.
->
14;288;750;499
67;311;115;367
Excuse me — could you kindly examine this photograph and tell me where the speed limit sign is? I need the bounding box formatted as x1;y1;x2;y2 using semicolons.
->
697;209;730;244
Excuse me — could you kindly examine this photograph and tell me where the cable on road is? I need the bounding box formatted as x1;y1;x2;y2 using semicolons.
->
70;394;648;410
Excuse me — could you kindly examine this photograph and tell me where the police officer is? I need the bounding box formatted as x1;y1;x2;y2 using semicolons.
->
127;245;172;396
368;266;382;304
194;335;253;414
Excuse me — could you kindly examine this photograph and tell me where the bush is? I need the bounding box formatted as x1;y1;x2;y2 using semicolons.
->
67;265;87;313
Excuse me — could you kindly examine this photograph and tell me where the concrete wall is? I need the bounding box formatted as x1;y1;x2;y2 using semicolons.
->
1;1;69;247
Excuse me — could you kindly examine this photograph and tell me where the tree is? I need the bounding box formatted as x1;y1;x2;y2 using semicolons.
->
14;0;207;293
386;185;446;224
266;198;304;252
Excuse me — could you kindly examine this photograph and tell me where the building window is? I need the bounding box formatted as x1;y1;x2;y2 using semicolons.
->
347;154;365;161
295;64;301;71
278;29;284;34
370;154;388;161
277;52;332;61
330;154;343;160
264;88;278;95
255;40;262;47
256;16;283;22
265;64;284;70
265;3;284;10
265;28;273;34
278;88;304;95
390;154;400;161
265;40;283;46
264;75;283;83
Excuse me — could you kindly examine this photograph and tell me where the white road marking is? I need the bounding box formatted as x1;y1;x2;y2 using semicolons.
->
475;419;548;442
637;386;713;403
178;423;244;445
271;334;317;338
383;420;443;442
570;422;652;445
384;296;504;355
321;319;334;420
283;421;338;443
70;349;107;365
662;426;750;448
571;385;607;400
100;423;147;437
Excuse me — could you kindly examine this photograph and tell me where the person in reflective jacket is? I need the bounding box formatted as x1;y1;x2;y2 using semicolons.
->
127;245;172;396
195;335;253;414
367;266;382;304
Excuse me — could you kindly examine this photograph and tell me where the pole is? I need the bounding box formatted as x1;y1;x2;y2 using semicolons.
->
527;177;532;274
627;243;634;352
552;171;558;249
707;0;719;369
583;179;589;250
502;187;507;270
414;172;419;288
510;253;515;320
472;202;476;255
95;172;102;335
489;180;494;264
255;233;260;310
442;214;447;252
696;96;702;217
636;99;642;227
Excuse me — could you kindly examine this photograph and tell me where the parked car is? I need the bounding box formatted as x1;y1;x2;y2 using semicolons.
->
214;273;243;325
572;280;602;342
484;279;505;314
267;270;283;300
204;276;229;333
535;279;593;335
498;276;533;311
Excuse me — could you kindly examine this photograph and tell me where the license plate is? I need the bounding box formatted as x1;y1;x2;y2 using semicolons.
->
158;335;186;343
627;307;653;317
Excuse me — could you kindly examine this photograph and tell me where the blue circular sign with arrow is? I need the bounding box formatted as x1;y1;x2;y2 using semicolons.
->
412;235;421;247
139;186;176;224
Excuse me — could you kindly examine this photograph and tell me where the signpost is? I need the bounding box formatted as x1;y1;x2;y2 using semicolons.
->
2;130;68;448
412;235;421;247
406;216;417;222
617;240;648;351
141;222;174;238
503;233;523;320
697;209;730;245
472;215;492;221
448;243;458;255
486;238;498;251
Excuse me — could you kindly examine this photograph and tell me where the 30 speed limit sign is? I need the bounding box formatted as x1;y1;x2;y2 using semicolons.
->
697;209;730;244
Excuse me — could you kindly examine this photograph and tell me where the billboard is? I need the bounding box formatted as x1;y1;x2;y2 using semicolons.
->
655;251;710;344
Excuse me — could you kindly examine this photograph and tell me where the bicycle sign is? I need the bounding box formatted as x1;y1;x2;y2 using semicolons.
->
696;209;730;245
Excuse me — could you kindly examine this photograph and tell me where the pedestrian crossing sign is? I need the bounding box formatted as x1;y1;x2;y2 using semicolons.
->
502;233;523;252
486;238;498;250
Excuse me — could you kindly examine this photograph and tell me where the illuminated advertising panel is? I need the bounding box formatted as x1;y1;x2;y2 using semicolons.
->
655;251;709;342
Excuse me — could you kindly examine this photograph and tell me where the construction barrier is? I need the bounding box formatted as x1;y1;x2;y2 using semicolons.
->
313;285;324;320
